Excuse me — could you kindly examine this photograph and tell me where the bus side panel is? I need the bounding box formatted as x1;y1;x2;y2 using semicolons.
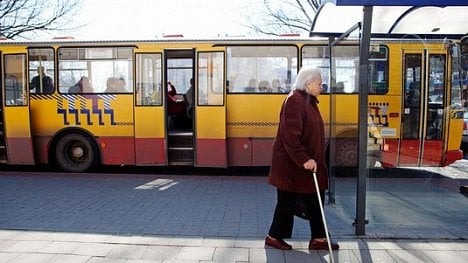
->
135;138;165;164
445;150;463;166
445;114;464;165
226;138;274;166
97;137;135;165
196;138;227;167
32;136;49;163
421;140;443;166
226;94;283;167
3;106;35;165
134;106;166;165
252;139;274;166
381;139;399;167
398;140;420;165
6;138;35;164
227;138;251;166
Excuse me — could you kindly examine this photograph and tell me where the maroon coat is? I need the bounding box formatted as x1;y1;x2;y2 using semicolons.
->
268;90;328;193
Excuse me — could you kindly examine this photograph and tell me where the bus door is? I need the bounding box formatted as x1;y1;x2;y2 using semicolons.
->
1;53;35;164
194;49;227;167
134;52;166;165
400;49;447;166
164;49;195;165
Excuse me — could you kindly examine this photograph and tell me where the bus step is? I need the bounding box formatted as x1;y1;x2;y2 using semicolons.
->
168;161;193;166
168;134;193;147
168;147;193;163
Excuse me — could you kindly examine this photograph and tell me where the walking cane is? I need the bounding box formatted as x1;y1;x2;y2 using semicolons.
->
312;172;335;263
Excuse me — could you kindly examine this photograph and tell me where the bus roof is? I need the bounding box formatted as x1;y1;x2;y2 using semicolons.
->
0;35;459;47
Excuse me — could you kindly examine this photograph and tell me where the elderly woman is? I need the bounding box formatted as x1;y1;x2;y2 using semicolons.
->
265;67;339;251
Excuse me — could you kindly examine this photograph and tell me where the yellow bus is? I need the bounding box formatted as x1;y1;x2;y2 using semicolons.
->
0;36;464;173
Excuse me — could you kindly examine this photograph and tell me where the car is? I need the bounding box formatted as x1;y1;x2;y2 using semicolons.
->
462;111;468;157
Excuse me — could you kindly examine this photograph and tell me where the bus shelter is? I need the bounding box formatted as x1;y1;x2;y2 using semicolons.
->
310;1;468;235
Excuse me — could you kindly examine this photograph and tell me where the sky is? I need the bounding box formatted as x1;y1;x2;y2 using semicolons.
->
72;0;263;40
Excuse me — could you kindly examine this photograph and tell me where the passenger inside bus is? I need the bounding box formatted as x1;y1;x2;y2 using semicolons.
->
258;80;272;92
245;78;258;92
105;77;126;93
167;81;187;117
167;81;190;129
184;79;194;118
272;79;281;93
332;81;345;93
69;76;92;93
30;66;54;93
406;81;421;107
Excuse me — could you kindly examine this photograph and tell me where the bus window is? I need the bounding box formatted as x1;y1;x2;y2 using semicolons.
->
302;45;330;92
4;54;27;106
136;53;162;106
426;54;446;140
330;45;359;93
402;54;422;139
227;46;297;93
198;52;224;105
369;45;389;95
303;45;360;94
58;47;133;94
28;48;55;94
167;57;193;96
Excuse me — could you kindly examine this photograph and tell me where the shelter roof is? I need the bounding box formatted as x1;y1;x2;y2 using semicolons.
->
310;3;468;37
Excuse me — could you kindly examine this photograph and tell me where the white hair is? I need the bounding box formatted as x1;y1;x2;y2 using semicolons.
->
292;67;322;91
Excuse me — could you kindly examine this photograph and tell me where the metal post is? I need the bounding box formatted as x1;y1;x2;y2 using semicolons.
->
328;36;336;205
355;5;373;236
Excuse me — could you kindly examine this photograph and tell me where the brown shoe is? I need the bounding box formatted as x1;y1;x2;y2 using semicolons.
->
265;235;292;250
309;239;339;250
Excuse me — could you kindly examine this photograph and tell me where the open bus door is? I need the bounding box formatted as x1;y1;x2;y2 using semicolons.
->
194;50;227;167
1;53;35;164
134;52;166;165
399;49;447;166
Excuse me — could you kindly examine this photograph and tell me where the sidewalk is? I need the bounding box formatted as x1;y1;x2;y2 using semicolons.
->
0;164;467;263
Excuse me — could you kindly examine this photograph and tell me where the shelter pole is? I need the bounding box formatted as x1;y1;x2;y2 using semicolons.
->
355;5;373;236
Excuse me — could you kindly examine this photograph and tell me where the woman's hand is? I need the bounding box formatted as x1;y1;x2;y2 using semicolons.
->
303;159;317;172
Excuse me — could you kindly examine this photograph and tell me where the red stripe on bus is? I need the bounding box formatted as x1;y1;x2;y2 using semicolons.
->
135;138;166;165
381;139;398;167
399;140;420;165
227;138;274;166
444;149;464;166
227;138;251;166
6;138;35;164
421;140;443;166
97;137;135;165
196;138;227;167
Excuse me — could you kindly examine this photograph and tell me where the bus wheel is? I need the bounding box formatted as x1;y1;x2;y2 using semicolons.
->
55;133;97;173
335;140;358;177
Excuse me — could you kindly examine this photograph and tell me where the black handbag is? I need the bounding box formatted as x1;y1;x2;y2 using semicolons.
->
294;197;310;220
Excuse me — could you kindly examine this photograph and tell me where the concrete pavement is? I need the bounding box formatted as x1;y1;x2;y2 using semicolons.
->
0;161;467;262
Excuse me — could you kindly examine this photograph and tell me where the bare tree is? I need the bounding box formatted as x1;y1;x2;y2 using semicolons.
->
0;0;83;39
244;0;322;36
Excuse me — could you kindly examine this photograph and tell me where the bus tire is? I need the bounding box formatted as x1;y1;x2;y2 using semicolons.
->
335;139;358;177
55;133;98;173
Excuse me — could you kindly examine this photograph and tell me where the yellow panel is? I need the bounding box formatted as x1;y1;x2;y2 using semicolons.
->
447;112;464;150
29;94;134;137
197;106;226;139
226;94;286;138
0;46;28;54
4;107;32;137
134;106;165;138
